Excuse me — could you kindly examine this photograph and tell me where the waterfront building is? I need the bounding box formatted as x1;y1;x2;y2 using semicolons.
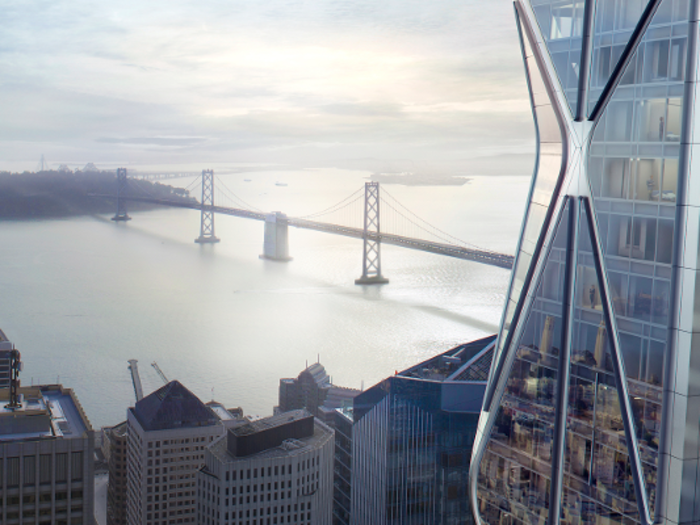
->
0;329;16;389
471;2;700;525
104;421;128;525
350;335;495;525
0;384;95;525
196;409;334;525
125;380;232;525
277;362;360;426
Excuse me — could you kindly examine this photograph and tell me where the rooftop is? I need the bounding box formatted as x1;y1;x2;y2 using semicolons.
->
450;346;494;382
229;409;311;438
132;380;219;432
0;385;91;441
398;335;496;383
335;405;353;422
281;362;331;389
208;412;333;464
206;401;242;422
105;420;128;438
0;329;14;351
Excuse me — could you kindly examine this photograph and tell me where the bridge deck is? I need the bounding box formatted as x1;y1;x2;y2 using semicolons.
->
92;195;514;270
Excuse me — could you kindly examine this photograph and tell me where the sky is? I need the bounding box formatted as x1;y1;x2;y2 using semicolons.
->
1;0;536;176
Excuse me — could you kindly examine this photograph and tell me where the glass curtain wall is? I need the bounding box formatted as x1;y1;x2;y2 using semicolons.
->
586;0;686;515
477;201;570;524
561;204;640;524
474;0;690;524
490;1;568;397
532;0;586;112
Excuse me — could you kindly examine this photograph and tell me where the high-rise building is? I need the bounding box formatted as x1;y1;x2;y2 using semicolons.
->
0;384;95;525
196;409;335;525
104;421;128;525
0;329;16;389
471;2;700;525
351;335;495;525
125;381;230;525
332;407;353;525
277;363;360;426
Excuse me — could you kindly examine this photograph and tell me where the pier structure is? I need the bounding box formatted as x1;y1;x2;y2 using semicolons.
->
260;212;292;261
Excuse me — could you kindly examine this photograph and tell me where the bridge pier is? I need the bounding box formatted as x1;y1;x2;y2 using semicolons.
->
355;182;388;285
112;168;131;221
260;212;292;261
195;169;220;244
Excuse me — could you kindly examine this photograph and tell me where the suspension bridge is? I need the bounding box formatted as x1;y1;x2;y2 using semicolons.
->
97;168;514;283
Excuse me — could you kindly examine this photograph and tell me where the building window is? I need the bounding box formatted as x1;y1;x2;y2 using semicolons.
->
7;457;19;487
39;454;51;484
71;452;83;481
24;455;36;485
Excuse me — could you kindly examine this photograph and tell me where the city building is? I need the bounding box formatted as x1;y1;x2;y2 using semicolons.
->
196;409;334;525
350;335;495;525
332;407;353;525
0;329;17;389
104;421;128;525
277;362;360;426
471;2;700;525
125;380;233;525
0;384;96;525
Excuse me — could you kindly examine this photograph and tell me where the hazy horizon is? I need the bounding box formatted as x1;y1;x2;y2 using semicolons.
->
2;1;535;176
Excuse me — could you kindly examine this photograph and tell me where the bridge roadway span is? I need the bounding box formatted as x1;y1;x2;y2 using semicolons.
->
101;195;515;270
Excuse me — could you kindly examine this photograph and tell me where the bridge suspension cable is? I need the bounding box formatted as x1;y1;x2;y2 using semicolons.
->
379;188;502;256
183;176;201;193
295;187;365;220
214;175;264;213
126;177;160;199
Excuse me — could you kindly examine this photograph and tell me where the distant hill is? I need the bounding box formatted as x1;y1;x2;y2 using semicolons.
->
0;170;195;219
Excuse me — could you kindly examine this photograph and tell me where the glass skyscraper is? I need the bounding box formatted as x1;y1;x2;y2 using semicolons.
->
471;1;698;524
352;336;495;525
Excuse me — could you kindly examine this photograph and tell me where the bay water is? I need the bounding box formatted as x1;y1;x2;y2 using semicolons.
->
0;169;528;429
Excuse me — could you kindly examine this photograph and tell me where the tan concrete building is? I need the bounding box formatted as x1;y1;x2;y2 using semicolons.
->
125;381;232;525
197;409;334;525
0;384;95;525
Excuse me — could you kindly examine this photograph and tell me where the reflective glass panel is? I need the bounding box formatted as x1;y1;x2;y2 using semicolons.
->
477;202;570;525
494;11;567;374
532;0;586;113
562;204;641;524
589;0;647;111
589;0;688;115
586;0;686;514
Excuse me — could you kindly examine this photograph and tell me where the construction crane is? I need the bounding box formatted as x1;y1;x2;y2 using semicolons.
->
151;361;169;385
128;359;143;402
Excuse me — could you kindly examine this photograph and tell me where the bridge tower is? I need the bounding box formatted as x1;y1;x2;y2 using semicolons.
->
355;182;388;285
195;169;220;244
111;168;131;222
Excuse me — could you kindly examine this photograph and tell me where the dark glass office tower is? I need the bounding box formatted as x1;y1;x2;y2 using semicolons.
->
352;336;495;525
471;1;699;524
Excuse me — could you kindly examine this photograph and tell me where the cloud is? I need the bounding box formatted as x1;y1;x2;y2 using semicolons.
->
0;0;533;171
96;137;209;147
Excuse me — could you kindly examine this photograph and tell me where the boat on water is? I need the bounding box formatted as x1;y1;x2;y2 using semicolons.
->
275;182;288;187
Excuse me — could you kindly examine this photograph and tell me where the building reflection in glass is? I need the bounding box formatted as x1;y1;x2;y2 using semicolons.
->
472;0;688;523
